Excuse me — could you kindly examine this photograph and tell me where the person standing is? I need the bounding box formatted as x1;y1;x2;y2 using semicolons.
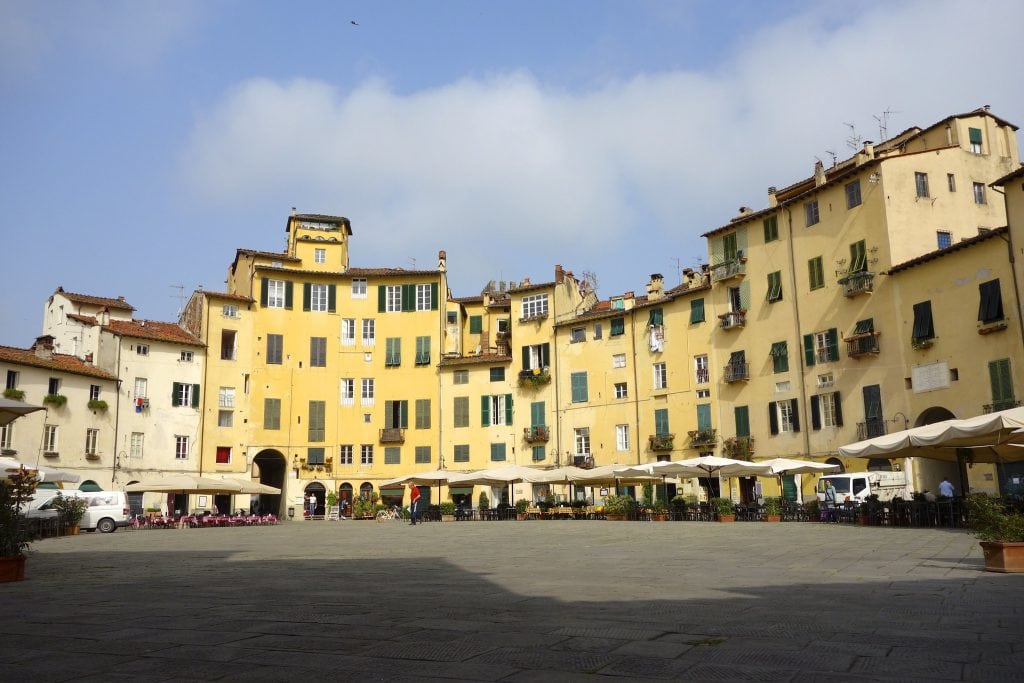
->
938;477;955;498
823;480;837;522
307;493;317;518
409;483;421;525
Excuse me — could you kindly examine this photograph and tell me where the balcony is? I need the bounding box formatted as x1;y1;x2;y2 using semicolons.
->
649;434;675;451
718;310;746;330
518;368;552;388
722;436;755;460
856;420;887;441
573;454;595;469
687;429;717;448
984;400;1022;414
845;333;880;358
838;271;874;297
723;361;750;383
379;428;405;444
695;367;709;385
711;259;746;283
524;425;550;443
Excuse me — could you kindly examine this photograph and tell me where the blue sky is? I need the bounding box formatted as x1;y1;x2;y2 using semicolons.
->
2;0;1023;346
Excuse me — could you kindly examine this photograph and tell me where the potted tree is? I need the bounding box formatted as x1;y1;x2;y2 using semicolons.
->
602;495;632;521
763;496;783;522
439;501;456;522
53;494;88;535
966;494;1024;573
0;465;39;582
712;497;736;522
478;491;490;514
515;498;530;520
670;495;689;521
649;500;669;521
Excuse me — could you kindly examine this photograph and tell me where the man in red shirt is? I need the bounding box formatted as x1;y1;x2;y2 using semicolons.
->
409;483;421;525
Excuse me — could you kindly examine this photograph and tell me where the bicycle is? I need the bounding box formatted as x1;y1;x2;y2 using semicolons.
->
375;504;407;522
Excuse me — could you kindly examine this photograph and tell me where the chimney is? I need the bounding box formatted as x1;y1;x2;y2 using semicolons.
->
731;207;753;222
814;160;827;187
437;250;446;272
767;187;778;208
554;264;564;284
522;277;531;286
291;207;296;216
96;306;110;326
646;273;665;301
857;140;875;166
85;352;93;364
32;335;55;360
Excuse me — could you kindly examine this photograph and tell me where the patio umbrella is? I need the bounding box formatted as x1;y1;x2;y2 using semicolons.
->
0;456;80;484
231;479;281;495
380;469;465;508
614;461;707;504
672;456;773;500
0;397;45;426
448;465;548;507
758;457;840;501
124;475;247;495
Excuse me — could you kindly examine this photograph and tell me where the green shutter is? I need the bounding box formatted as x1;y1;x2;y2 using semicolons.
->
768;403;779;435
826;328;839;361
402;284;415;311
378;285;386;312
491;443;506;462
541;343;550;367
690;299;705;323
648;308;663;326
739;280;751;309
655;408;670;436
400;400;408;429
790;400;800;432
260;278;269;307
431;282;439;310
833;392;843;426
531;401;545;427
328;284;336;313
696;404;711;431
804;334;815;366
481;396;490;426
284;281;293;310
723;232;738;261
736;226;747;256
469;315;482;333
191;384;200;408
989;359;1015;405
303;283;311;311
171;382;181;407
969;127;983;145
504;394;513;426
810;395;821;431
850;240;867;272
735;406;750;438
611;317;625;335
571;372;588;403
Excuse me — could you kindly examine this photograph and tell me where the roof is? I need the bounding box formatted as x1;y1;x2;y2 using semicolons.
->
104;320;205;347
345;267;442;277
52;287;134;312
286;213;353;234
0;345;117;381
946;107;1018;132
508;281;556;295
887;226;1008;274
196;290;254;303
451;295;483;304
992;165;1024;187
555;277;710;327
438;353;513;368
236;249;301;262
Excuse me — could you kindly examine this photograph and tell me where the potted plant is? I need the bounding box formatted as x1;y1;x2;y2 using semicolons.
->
0;465;39;582
712;497;736;522
601;495;628;521
43;393;67;407
87;399;108;412
966;494;1024;573
670;495;688;520
859;494;883;526
439;501;456;522
515;498;530;520
53;494;88;535
3;388;25;401
478;491;490;512
649;500;669;522
762;496;782;522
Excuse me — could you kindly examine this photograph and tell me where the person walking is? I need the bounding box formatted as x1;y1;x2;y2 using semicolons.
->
409;483;421;525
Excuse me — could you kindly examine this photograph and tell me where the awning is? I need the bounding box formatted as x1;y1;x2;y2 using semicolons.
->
449;487;473;496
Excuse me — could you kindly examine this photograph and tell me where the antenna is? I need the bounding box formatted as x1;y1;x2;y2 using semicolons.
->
169;284;186;317
873;107;900;142
844;122;862;150
825;149;838;166
670;257;682;285
409;257;416;270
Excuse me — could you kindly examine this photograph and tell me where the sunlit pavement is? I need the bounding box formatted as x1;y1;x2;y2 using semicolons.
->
3;520;1022;681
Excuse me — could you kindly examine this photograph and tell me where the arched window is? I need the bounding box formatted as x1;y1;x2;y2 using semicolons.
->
359;482;374;500
867;458;893;472
825;457;845;474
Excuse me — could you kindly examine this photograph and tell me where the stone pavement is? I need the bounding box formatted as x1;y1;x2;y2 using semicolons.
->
2;519;1022;681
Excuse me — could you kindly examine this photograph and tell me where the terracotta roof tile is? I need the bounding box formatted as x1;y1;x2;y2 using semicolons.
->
0;346;117;381
452;295;484;304
53;288;134;311
104;320;204;347
345;267;441;277
508;281;555;294
198;291;254;303
887;226;1007;274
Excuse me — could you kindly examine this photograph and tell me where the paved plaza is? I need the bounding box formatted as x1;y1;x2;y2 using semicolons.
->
2;520;1023;681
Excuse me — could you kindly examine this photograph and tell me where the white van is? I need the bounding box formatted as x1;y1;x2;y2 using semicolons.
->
816;472;911;504
27;490;130;533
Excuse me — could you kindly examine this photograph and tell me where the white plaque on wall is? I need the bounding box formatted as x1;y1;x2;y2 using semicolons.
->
912;361;949;393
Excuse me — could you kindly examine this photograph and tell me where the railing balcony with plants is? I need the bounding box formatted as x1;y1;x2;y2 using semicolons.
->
845;333;880;358
43;394;67;407
687;429;717;448
573;454;595;469
518;367;552;387
648;434;675;451
983;400;1022;414
722;436;755;460
711;259;746;283
379;428;405;444
838;270;874;297
3;388;25;400
718;310;746;330
524;425;550;443
856;420;887;441
722;361;750;383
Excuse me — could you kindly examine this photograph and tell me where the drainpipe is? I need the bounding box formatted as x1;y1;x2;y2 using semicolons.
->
630;312;641;465
784;206;813;463
110;339;122;486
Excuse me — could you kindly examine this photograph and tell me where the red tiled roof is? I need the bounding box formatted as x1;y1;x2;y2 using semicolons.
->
53;287;134;311
452;295;484;304
508;281;555;294
887;227;1008;274
66;314;98;326
439;353;513;367
346;267;441;277
236;249;301;262
0;346;117;381
104;320;205;347
197;291;254;303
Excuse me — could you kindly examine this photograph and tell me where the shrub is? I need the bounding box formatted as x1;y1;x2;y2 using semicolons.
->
53;494;88;526
967;493;1024;543
439;501;456;516
712;497;735;516
515;498;530;514
478;491;490;510
762;496;782;515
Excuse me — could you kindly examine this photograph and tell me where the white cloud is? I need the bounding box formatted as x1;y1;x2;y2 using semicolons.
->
180;0;1024;297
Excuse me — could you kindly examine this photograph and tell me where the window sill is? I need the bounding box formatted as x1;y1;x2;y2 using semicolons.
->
978;321;1007;335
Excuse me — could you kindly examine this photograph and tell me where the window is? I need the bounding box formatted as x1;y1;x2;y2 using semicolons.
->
696;388;710;399
775;381;790;393
136;344;149;356
915;172;930;198
469;316;482;334
308;401;325;441
690;298;705;323
482;394;512;426
453;445;470;463
845;180;862;209
5;370;18;390
43;424;58;452
175;435;190;459
130;432;144;458
310;337;327;367
766;271;782;302
570;327;586;343
222;304;238;318
216;446;231;464
947;174;956;192
735;406;750;438
570;372;589;403
218;387;235;409
811;392;843;429
521;294;549;320
808;256;824;290
340;379;355;405
361;378;374;406
610;317;625;336
849;240;867;273
306;283;333;312
978;280;1004;324
339;445;353;465
769;400;799;435
361;319;375;345
88;384;100;401
85;428;99;456
532;445;545;462
490;443;507;462
416;284;433;311
771;341;788;373
804;200;820;226
615;425;630;451
593;323;603;340
690;355;707;385
763;215;778;242
989;359;1016;411
453;369;469;385
937;231;952;249
968;126;983;154
415;446;431;464
574;427;591;456
614;382;628;399
454;396;469;428
385;338;401;367
341;319;356;346
912;301;935;343
360;444;374;465
612;353;626;369
221;330;236;360
266;279;287;308
266;334;283;365
384;447;401;465
723;232;738;261
172;382;199;408
489;367;505;382
314;247;326;264
415;399;431;429
653;362;667;390
415;336;431;365
384;285;402;312
804;329;839;365
523;344;550;371
351;278;367;298
264;398;281;429
180;350;193;362
973;182;987;205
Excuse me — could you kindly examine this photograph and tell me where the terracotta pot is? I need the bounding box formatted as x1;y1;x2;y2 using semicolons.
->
764;514;782;522
980;541;1024;573
605;513;626;521
718;514;736;523
0;556;26;582
652;514;668;522
66;525;80;536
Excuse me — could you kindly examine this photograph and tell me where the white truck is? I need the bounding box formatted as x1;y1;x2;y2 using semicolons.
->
815;471;911;504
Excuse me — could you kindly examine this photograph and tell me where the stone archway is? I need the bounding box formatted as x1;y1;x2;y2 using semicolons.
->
912;406;967;494
253;449;286;517
915;406;955;427
825;457;845;474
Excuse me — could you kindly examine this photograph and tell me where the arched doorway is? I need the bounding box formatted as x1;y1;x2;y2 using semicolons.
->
253;449;286;516
338;482;353;517
914;406;968;494
126;481;143;517
915;406;955;427
866;458;893;472
825;457;845;474
359;482;374;501
304;482;326;518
